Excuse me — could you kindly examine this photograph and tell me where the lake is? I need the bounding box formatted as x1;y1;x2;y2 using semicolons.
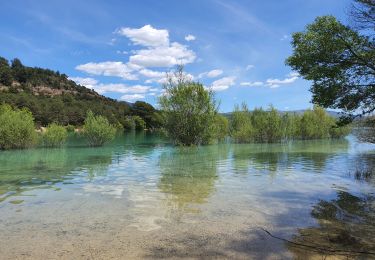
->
0;133;374;259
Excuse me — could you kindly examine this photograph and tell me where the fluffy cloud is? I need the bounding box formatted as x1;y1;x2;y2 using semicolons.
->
199;69;223;78
120;94;145;101
117;25;169;47
266;72;299;88
240;81;263;87
94;84;151;94
68;77;152;96
75;61;137;80
185;34;196;41
211;76;236;91
129;42;196;67
69;77;98;89
139;68;165;78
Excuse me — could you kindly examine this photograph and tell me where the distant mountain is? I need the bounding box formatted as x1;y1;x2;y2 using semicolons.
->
0;57;161;128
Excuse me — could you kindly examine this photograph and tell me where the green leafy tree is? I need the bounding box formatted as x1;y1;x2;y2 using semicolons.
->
286;15;375;119
43;123;68;147
350;0;375;31
213;114;229;141
0;104;37;149
230;103;253;143
0;57;13;86
159;66;218;145
83;110;116;146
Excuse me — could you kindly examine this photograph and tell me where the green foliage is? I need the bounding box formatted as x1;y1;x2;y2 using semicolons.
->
0;57;13;86
43;123;68;147
133;115;146;130
300;106;333;139
65;124;75;132
213;114;229;141
230;104;253;143
83;110;116;146
159;66;218;145
0;56;161;129
286;15;375;118
230;105;349;143
0;104;37;149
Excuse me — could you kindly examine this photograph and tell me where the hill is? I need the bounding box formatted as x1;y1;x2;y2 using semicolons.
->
0;57;162;129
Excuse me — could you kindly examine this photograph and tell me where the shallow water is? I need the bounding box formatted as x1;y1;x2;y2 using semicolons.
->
0;133;374;259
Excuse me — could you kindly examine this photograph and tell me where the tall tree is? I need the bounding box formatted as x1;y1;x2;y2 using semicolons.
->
159;66;218;145
350;0;375;31
286;15;375;119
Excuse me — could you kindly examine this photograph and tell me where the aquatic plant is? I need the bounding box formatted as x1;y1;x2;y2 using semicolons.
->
0;104;37;149
230;105;350;143
43;123;68;147
159;66;218;145
83;110;116;146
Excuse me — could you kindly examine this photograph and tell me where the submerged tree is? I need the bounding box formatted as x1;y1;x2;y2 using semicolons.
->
83;110;116;146
43;123;68;147
286;15;375;119
0;104;37;149
159;66;218;145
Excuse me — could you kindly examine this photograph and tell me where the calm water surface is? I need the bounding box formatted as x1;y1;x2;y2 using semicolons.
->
0;133;374;259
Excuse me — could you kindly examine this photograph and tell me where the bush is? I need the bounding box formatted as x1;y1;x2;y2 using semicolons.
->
0;104;37;149
231;104;253;143
65;124;75;132
159;66;218;145
230;104;350;143
213;114;229;141
133;116;146;130
43;123;68;147
83;110;116;146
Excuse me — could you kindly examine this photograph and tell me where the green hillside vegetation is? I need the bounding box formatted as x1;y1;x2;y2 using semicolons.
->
0;57;162;129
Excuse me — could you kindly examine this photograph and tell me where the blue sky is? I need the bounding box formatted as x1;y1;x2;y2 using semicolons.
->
0;0;351;112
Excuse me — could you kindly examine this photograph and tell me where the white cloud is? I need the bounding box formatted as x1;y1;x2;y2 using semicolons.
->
75;61;137;80
185;34;196;41
199;69;223;78
129;42;196;67
266;72;299;88
245;64;255;70
69;77;98;89
211;76;236;91
120;94;145;101
94;84;151;94
139;69;165;78
240;81;263;87
117;24;169;47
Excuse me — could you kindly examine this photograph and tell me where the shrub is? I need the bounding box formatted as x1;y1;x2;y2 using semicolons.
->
213;114;229;141
65;124;75;132
83;110;116;146
133;116;146;130
0;104;37;149
159;66;218;145
43;123;68;147
231;104;253;143
230;104;349;143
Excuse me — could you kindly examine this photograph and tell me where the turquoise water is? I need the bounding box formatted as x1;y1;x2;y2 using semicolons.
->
0;133;374;259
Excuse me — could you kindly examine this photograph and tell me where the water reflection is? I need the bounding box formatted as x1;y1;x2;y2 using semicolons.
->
290;190;375;258
158;145;229;219
231;139;349;175
0;146;115;203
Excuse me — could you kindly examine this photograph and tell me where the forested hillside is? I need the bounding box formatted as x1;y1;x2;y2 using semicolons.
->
0;57;162;129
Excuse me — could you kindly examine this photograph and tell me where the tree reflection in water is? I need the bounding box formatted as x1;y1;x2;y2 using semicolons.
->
158;145;229;220
290;190;375;258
